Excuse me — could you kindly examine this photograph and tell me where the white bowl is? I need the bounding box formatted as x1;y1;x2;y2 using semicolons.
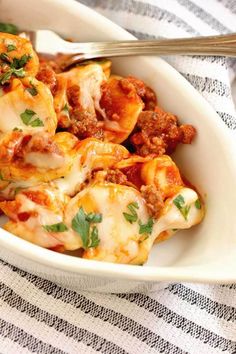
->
0;0;236;293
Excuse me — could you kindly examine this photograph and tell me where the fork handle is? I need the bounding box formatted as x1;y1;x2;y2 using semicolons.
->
62;33;236;68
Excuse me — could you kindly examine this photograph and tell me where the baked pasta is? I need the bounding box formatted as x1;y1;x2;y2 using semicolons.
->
0;27;204;265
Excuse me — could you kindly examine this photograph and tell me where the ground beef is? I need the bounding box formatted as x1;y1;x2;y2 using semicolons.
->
121;164;144;189
122;76;157;110
65;85;104;140
36;63;57;94
105;169;128;184
130;107;196;156
141;184;164;219
69;108;104;140
13;133;62;161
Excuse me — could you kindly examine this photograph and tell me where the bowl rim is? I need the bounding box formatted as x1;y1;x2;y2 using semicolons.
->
1;0;236;283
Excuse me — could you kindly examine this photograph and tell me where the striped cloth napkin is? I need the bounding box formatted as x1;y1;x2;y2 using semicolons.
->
0;0;236;353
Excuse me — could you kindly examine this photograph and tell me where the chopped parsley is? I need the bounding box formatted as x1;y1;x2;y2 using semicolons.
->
26;86;38;96
0;171;3;180
0;53;11;64
7;44;16;52
90;226;100;248
13;127;23;132
14;187;24;195
62;103;69;113
12;54;31;69
71;207;102;249
173;194;191;221
0;53;31;85
195;199;201;210
139;218;154;235
86;212;102;223
0;70;13;85
0;23;18;35
20;109;44;127
123;201;139;224
43;222;69;233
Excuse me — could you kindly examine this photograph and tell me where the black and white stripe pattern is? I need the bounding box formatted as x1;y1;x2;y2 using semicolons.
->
1;1;236;353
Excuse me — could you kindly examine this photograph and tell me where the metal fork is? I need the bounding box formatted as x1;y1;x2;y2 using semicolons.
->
21;30;236;70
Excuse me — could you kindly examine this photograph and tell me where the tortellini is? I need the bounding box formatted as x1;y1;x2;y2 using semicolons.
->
0;31;204;264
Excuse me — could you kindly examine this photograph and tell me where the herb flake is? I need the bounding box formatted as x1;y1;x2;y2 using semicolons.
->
195;199;201;210
12;54;31;69
62;103;69;113
7;44;16;52
173;194;191;221
20;109;44;127
71;207;101;249
139;218;154;235
123;201;139;224
0;67;25;85
86;212;102;223
89;226;100;248
43;222;69;233
0;23;18;35
26;86;38;96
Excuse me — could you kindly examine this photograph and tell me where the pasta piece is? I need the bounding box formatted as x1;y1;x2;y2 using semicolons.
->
55;138;130;196
153;187;204;243
64;183;204;264
141;155;184;199
0;77;57;134
0;185;82;251
0;32;39;78
0;131;78;184
65;183;152;264
100;76;144;143
57;63;106;116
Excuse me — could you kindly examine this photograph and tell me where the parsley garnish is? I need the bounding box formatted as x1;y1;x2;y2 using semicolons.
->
0;53;11;64
195;199;201;210
12;54;31;69
0;171;3;180
86;212;103;223
90;226;100;248
123;201;139;224
0;70;13;85
13;127;23;132
62;103;69;113
0;23;18;35
139;218;154;235
71;207;102;249
20;109;44;127
14;187;24;195
173;194;191;221
43;222;69;233
0;67;25;84
26;86;38;96
0;53;31;85
7;44;16;52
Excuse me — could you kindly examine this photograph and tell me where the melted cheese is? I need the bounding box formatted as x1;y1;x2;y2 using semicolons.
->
54;155;88;196
1;185;82;251
59;64;106;117
24;152;65;169
54;138;129;196
66;183;151;264
65;184;204;264
0;78;57;134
